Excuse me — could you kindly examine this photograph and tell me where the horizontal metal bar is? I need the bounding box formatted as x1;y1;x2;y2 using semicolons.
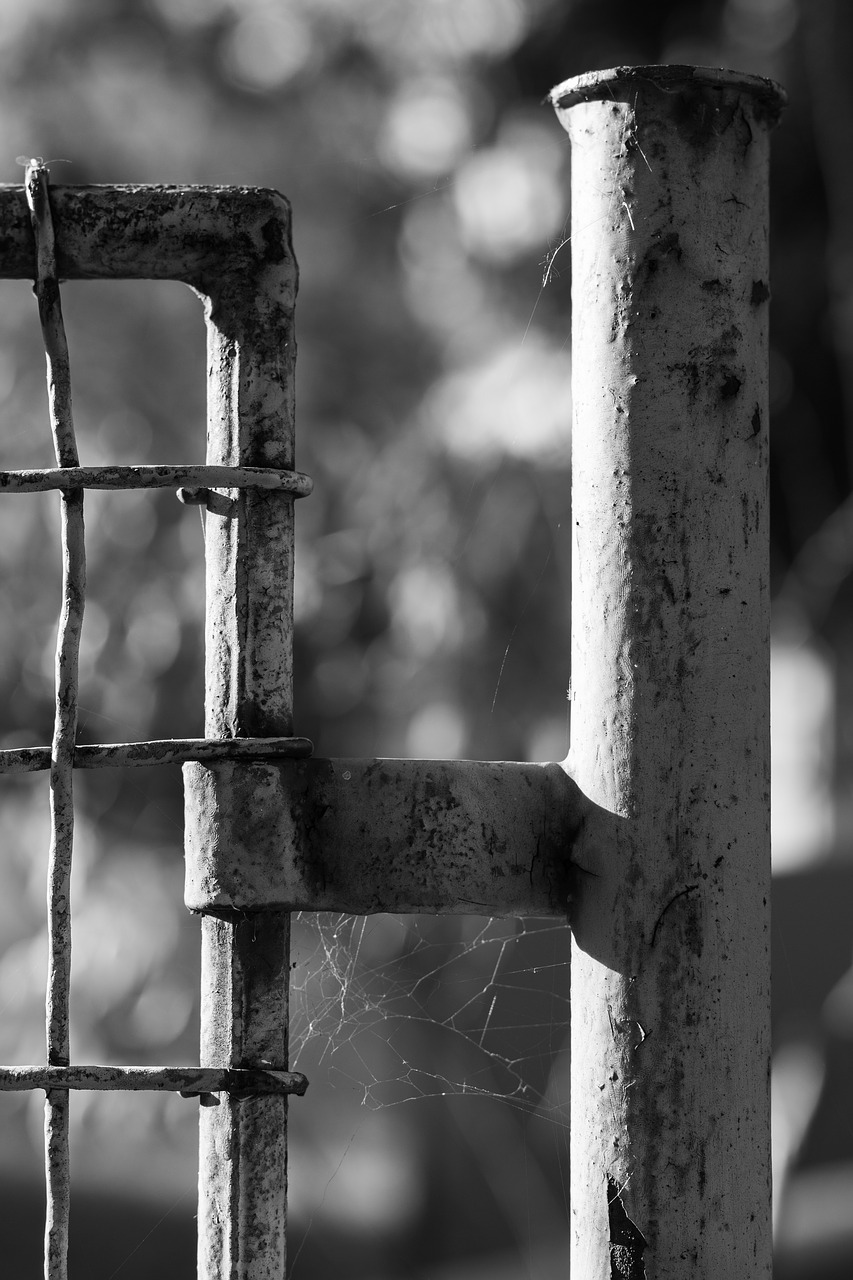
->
0;464;312;497
0;185;296;296
184;757;585;916
0;1065;308;1096
0;736;314;774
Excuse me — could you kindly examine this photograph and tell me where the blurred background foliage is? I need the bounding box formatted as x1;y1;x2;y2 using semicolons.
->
0;0;852;1276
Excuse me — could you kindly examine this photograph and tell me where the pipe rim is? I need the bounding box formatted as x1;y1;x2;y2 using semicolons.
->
549;63;787;120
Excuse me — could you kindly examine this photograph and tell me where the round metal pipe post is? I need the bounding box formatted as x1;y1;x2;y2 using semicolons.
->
194;193;298;1280
550;66;784;1277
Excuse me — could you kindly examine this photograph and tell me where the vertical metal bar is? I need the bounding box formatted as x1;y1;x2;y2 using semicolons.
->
24;159;86;1280
196;195;298;1279
550;67;784;1277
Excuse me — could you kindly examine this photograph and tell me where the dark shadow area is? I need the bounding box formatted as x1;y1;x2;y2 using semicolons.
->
0;1178;195;1280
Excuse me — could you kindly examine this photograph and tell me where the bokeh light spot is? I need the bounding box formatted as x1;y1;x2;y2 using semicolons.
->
453;130;566;263
378;79;474;179
405;702;467;758
221;9;315;92
426;337;572;463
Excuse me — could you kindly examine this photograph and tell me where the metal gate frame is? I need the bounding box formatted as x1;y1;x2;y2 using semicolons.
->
0;62;785;1280
0;168;313;1279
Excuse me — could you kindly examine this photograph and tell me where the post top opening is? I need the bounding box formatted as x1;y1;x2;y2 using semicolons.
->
549;63;786;124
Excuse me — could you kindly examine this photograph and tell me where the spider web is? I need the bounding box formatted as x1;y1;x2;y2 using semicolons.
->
289;912;570;1116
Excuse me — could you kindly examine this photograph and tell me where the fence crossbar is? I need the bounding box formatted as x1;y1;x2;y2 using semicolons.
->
0;464;312;496
0;1066;308;1097
0;736;313;774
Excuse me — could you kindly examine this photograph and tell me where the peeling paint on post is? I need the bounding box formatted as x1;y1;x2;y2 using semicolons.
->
550;66;785;1277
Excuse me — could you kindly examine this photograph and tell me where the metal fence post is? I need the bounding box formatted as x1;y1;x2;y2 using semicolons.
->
195;201;298;1279
549;66;784;1277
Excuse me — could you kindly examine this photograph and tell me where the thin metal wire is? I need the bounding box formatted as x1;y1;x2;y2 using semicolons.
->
0;463;313;496
0;1065;308;1096
24;155;81;1280
0;735;314;774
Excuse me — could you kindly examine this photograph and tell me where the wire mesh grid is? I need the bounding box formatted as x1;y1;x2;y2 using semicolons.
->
0;163;309;1279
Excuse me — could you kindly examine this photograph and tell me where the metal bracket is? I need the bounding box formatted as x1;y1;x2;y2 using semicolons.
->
184;756;584;916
